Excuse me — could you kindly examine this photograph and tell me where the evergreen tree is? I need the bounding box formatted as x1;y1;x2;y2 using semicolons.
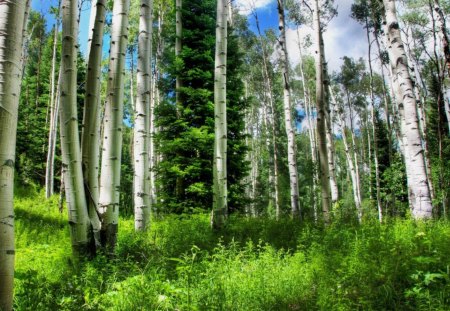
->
156;0;248;213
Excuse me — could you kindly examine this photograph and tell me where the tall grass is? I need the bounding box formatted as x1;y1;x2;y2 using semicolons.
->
13;191;450;310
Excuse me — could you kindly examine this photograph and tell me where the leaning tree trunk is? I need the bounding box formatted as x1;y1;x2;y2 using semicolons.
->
59;0;93;257
277;0;300;218
381;0;433;219
81;0;106;248
134;0;153;231
313;0;331;223
98;0;130;249
211;0;228;229
0;2;28;310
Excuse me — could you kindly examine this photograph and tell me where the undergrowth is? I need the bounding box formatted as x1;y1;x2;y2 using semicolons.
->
13;191;450;310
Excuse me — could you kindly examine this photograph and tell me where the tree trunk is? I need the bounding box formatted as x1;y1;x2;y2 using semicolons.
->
211;0;228;229
329;87;362;222
45;2;61;198
0;1;28;309
254;8;280;218
276;0;300;218
313;0;331;223
98;0;130;249
59;0;92;257
134;0;153;231
381;0;433;219
434;0;450;75
175;0;182;106
81;0;106;249
365;18;383;222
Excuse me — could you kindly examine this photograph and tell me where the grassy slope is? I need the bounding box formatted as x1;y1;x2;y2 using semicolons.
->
14;191;450;310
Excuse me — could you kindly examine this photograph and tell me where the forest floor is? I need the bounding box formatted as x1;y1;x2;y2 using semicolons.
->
13;190;450;310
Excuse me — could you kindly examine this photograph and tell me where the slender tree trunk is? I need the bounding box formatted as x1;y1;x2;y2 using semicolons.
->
174;0;184;198
296;29;319;219
47;68;62;200
434;0;450;75
313;0;331;222
134;0;153;231
325;110;339;204
98;0;131;249
0;1;28;309
445;96;450;134
175;0;182;106
276;0;300;218
329;87;362;222
211;0;228;229
253;8;280;218
81;0;106;249
59;0;92;257
364;18;383;221
381;0;433;219
45;2;62;198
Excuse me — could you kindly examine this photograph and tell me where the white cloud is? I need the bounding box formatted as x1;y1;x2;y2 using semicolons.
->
234;0;274;15
284;1;368;73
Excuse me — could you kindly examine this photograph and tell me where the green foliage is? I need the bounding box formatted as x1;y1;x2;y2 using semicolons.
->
14;192;450;310
155;0;249;214
16;10;87;188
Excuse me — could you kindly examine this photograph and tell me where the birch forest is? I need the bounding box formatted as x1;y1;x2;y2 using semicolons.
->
1;0;450;309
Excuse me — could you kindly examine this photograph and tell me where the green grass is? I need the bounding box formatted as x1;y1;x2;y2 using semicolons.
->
13;191;450;310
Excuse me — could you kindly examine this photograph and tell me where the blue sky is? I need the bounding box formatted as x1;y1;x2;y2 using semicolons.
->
31;0;368;72
31;0;92;57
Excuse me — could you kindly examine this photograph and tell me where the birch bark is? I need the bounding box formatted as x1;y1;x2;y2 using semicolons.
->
59;0;92;256
381;0;433;219
277;0;300;218
313;0;331;222
212;0;228;229
0;1;28;309
134;0;153;231
99;0;131;248
45;1;61;198
81;0;106;248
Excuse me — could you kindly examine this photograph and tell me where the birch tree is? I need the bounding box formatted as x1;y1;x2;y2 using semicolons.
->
277;0;300;218
81;0;106;247
252;4;281;217
45;0;61;198
0;1;28;309
313;0;331;222
211;0;228;229
99;0;131;248
380;0;433;219
134;0;153;231
59;0;92;256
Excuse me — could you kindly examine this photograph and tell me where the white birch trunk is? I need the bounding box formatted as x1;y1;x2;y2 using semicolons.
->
313;0;331;222
81;0;106;248
59;0;91;256
134;0;153;231
277;0;300;218
175;0;182;106
45;2;61;198
445;95;450;134
0;1;28;309
212;0;228;229
99;0;130;248
325;110;339;204
253;8;280;218
329;87;362;222
382;0;433;219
